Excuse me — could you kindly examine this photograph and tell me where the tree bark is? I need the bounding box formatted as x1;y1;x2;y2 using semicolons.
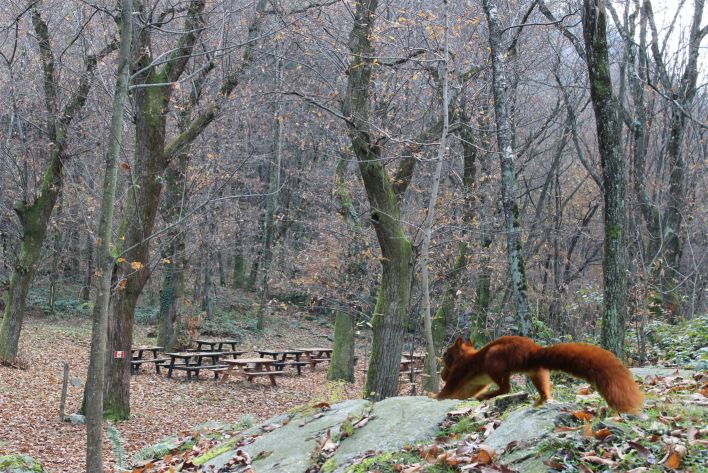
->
256;54;283;330
420;0;449;394
343;0;415;400
0;8;110;361
85;0;132;469
103;0;267;419
328;310;356;383
481;0;531;335
81;229;94;301
328;159;368;383
582;0;627;357
231;242;245;289
48;193;63;313
157;153;188;351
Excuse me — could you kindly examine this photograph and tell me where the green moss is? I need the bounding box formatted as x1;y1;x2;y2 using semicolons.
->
340;419;355;438
321;457;337;472
344;451;419;473
607;224;621;241
192;437;241;465
0;455;45;472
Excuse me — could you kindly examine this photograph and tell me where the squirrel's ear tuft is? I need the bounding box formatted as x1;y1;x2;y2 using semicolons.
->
464;339;474;348
454;337;463;347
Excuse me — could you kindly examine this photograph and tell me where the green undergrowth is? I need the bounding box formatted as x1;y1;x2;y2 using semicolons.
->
644;315;708;370
27;286;92;317
538;399;707;472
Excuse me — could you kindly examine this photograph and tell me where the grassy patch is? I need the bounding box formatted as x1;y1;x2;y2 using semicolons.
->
344;451;420;473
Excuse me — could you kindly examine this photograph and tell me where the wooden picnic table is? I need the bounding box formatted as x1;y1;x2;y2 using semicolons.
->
399;358;424;381
255;349;307;375
298;348;333;370
130;346;167;374
164;351;226;380
402;353;425;361
217;358;284;386
194;338;240;352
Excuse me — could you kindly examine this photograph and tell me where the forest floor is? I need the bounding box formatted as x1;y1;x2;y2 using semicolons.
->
0;312;419;472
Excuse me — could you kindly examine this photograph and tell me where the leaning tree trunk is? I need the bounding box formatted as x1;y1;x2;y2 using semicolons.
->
582;0;627;357
0;7;107;360
85;0;132;469
481;0;531;336
0;155;61;360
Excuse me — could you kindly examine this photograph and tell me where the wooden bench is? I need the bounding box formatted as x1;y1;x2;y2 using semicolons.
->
131;358;169;374
170;364;228;380
273;360;308;375
215;368;286;385
243;370;285;385
307;357;330;369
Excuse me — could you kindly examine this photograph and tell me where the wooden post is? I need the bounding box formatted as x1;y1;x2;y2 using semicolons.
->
59;362;69;420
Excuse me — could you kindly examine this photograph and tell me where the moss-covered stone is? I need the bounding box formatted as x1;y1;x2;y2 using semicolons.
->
0;455;46;473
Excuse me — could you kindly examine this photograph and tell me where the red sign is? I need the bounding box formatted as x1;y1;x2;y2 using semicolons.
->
113;351;125;359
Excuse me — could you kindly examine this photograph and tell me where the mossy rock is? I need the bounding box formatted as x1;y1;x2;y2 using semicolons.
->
0;455;46;473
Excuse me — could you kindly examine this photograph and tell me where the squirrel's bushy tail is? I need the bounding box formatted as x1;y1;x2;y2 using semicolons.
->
530;343;643;413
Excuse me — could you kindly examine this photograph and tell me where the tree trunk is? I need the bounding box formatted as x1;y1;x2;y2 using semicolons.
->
203;214;214;320
481;0;531;335
256;55;283;330
231;242;245;289
48;193;63;312
103;0;209;420
343;0;415;401
472;105;494;345
0;6;106;360
328;310;356;382
157;152;189;351
104;77;168;420
85;0;132;468
328;159;368;383
420;0;449;394
81;229;94;301
582;0;627;357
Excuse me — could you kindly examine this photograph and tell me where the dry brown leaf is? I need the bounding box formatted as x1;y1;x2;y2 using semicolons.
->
594;427;611;440
580;455;617;467
572;410;593;422
554;426;582;432
664;450;682;469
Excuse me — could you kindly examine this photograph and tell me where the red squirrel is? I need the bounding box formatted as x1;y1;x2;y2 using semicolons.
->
437;336;643;414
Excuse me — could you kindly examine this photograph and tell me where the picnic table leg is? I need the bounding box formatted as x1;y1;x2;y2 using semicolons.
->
167;358;176;378
219;365;234;384
267;365;277;386
186;358;194;380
